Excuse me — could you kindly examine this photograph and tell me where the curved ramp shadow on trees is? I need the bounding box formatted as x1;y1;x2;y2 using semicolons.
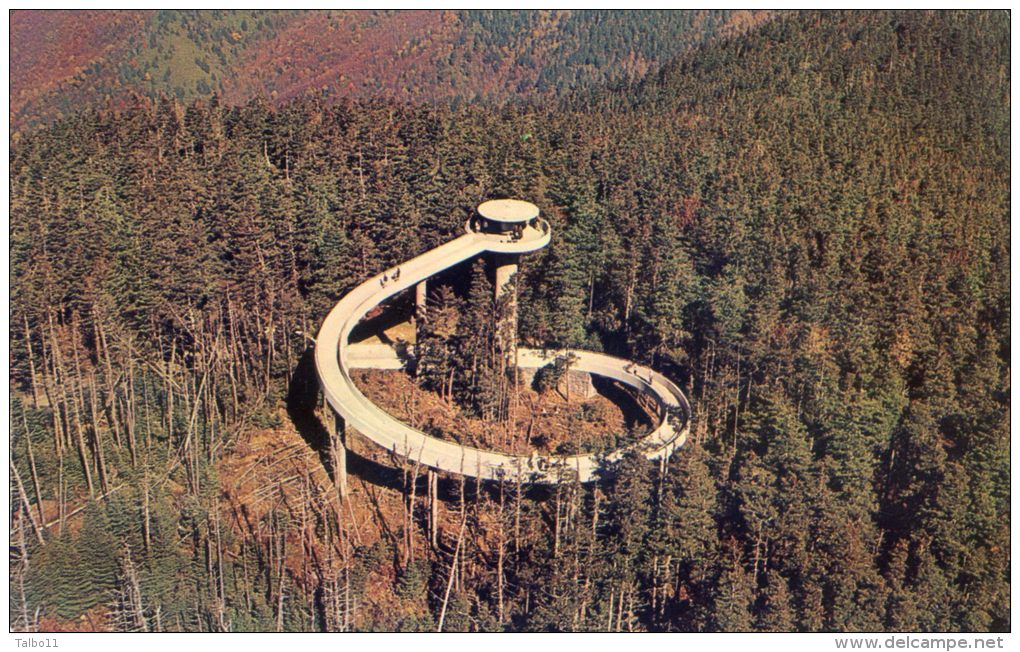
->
591;375;655;431
287;346;331;467
344;447;404;490
287;346;404;491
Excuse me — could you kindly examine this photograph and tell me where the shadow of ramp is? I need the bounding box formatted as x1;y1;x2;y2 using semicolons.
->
591;375;655;431
345;447;405;490
287;346;408;492
287;346;332;473
348;293;414;345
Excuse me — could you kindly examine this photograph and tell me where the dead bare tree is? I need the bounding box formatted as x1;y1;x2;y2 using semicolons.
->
437;511;468;632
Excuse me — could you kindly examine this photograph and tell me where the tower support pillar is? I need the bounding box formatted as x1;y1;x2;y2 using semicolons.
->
415;280;428;322
493;255;519;362
494;260;518;302
325;409;348;502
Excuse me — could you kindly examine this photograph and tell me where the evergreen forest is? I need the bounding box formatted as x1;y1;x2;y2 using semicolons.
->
8;10;1010;632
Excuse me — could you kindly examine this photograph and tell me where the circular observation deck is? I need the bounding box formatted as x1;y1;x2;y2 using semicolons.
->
477;199;541;223
470;199;544;238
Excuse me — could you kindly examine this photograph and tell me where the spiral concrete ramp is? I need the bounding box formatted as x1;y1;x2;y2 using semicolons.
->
314;214;690;483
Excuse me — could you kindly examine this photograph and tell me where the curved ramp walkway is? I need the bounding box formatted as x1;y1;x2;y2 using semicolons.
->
315;220;690;483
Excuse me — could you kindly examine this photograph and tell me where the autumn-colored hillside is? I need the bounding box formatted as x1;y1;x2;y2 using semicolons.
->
9;9;772;134
10;11;150;127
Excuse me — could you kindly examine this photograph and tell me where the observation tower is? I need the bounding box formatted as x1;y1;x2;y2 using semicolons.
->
471;199;542;351
313;198;688;490
473;198;542;297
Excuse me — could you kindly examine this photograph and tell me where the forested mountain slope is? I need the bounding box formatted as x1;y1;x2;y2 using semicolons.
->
9;10;1008;632
10;9;767;134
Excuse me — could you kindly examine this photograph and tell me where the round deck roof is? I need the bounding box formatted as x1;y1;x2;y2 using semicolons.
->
477;199;540;223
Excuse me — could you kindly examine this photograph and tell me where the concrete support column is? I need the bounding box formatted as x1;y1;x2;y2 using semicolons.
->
494;259;518;303
494;256;519;364
415;279;428;322
414;280;428;374
326;409;348;502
